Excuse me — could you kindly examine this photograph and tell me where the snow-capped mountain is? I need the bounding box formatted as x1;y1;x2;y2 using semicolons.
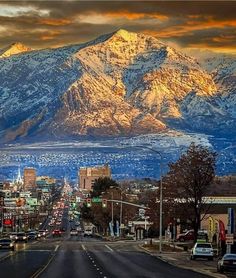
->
0;42;32;58
200;54;236;118
0;29;235;142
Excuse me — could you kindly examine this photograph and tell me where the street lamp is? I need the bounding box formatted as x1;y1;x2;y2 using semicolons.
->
119;145;163;253
119;189;126;238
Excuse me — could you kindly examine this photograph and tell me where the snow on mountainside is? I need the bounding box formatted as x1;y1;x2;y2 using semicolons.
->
0;29;235;142
0;42;32;58
200;54;236;118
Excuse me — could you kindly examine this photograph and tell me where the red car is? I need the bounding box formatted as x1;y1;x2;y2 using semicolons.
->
176;230;194;242
52;229;62;237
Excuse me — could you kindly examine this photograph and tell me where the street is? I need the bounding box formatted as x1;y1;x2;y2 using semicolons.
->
0;233;212;278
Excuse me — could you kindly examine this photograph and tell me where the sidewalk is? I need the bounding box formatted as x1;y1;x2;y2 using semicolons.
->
140;243;226;278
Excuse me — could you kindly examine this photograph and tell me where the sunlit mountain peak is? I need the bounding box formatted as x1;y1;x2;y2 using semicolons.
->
0;42;32;58
113;29;138;41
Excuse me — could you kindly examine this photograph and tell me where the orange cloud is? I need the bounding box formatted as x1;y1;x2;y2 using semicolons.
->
187;43;236;53
105;11;168;21
40;30;61;41
151;18;236;38
39;18;72;26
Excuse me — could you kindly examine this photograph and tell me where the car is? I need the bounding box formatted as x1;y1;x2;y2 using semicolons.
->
39;230;47;237
84;229;93;237
52;229;62;237
70;229;78;236
176;230;194;242
217;254;236;273
15;232;28;242
28;232;38;240
190;243;213;260
0;239;15;251
9;232;18;241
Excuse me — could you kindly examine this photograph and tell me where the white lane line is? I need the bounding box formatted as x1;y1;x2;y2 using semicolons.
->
105;245;114;252
54;245;59;252
81;244;86;251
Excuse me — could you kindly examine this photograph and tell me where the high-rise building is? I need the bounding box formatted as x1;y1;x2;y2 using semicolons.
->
79;164;111;191
23;168;36;190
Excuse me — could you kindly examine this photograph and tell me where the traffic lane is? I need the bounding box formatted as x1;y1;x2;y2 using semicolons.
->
0;249;54;278
0;250;12;260
87;246;211;278
39;245;108;278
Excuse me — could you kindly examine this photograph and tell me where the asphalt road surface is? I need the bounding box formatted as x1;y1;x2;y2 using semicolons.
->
0;204;213;278
0;234;213;278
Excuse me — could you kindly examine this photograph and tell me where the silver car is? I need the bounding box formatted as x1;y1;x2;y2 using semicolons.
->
190;242;213;260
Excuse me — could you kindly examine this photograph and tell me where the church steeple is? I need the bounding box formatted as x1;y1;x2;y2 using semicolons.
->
16;166;23;184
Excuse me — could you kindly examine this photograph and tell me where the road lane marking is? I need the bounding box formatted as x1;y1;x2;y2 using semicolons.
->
105;245;114;252
54;245;59;252
81;244;86;251
30;253;56;278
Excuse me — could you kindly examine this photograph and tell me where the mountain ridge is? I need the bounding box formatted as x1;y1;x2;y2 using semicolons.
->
0;29;235;142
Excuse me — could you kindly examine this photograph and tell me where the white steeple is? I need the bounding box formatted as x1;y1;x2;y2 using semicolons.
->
16;166;23;184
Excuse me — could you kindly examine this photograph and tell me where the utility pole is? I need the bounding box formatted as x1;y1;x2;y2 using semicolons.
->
111;192;114;233
119;192;123;237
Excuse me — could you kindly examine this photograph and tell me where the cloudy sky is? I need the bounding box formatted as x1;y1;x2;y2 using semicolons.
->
0;1;235;55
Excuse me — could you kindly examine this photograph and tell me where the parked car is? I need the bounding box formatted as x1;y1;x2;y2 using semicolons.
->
190;242;213;260
217;254;236;273
70;229;78;236
176;230;194;242
0;238;15;251
15;232;28;242
52;229;61;237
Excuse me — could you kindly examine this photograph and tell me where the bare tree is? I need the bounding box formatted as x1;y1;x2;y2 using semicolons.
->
164;143;216;238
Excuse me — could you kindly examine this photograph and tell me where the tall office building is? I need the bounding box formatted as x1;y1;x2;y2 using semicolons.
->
23;168;36;190
79;164;111;191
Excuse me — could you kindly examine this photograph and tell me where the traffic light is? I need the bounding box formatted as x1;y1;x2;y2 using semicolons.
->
102;199;107;208
86;198;92;208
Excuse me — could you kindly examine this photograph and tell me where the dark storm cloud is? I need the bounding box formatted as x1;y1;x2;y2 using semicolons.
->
0;1;235;53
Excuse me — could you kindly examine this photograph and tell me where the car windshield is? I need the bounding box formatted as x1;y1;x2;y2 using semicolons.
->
224;254;236;259
196;244;212;248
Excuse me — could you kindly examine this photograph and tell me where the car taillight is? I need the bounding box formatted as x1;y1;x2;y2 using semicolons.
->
224;260;232;265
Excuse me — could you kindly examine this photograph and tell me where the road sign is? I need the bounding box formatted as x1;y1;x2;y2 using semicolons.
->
92;197;102;203
226;234;234;240
226;234;234;245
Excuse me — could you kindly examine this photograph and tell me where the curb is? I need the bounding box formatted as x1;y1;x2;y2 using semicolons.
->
139;245;226;278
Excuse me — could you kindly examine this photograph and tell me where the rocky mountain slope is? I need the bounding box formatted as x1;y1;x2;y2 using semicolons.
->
0;29;235;142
